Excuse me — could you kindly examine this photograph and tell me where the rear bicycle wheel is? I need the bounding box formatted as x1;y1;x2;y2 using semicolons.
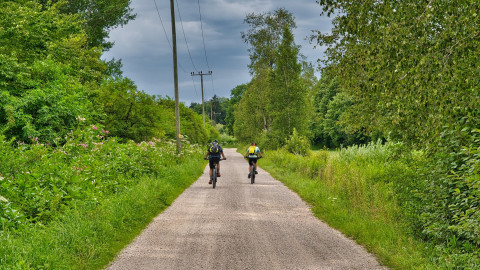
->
213;167;217;189
250;165;255;184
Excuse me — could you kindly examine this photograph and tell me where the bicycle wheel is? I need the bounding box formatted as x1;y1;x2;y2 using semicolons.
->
212;167;217;189
250;165;255;184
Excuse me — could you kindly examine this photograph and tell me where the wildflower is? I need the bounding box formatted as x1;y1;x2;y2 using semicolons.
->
79;143;88;148
101;129;109;134
91;125;98;130
77;116;86;122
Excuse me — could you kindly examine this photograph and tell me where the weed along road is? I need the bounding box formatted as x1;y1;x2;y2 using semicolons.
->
106;148;386;270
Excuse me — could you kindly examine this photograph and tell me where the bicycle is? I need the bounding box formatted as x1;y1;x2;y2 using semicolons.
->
246;156;262;184
205;157;226;189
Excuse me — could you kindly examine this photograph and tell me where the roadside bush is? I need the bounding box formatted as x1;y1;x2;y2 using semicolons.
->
283;128;311;156
0;123;203;230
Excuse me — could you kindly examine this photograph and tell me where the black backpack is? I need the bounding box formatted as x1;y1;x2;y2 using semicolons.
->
209;143;219;154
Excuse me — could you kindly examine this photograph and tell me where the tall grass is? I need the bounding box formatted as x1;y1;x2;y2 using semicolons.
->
260;142;435;269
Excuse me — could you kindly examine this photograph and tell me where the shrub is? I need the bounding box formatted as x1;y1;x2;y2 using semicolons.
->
0;123;203;230
283;128;311;156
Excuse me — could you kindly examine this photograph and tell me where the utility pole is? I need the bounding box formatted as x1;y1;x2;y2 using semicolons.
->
170;0;181;154
190;71;212;127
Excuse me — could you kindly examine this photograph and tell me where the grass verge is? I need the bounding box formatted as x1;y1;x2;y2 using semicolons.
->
259;148;435;269
0;159;206;270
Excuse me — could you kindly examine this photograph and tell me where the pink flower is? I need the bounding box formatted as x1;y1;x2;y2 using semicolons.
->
101;129;109;134
91;125;98;130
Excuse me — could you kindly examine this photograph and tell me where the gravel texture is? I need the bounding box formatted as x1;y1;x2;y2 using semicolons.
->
106;148;387;270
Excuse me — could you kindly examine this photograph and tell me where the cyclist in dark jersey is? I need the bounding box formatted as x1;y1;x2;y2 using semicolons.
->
204;139;226;184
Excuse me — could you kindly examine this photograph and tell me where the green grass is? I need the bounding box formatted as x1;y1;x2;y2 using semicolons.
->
0;159;206;270
259;147;435;269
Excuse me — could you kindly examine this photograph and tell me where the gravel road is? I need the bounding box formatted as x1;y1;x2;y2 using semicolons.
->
106;148;386;270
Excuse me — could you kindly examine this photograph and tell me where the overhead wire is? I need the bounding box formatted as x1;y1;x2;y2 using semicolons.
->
196;0;216;98
176;0;199;73
153;0;199;101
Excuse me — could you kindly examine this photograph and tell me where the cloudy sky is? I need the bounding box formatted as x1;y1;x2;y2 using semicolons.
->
102;0;332;105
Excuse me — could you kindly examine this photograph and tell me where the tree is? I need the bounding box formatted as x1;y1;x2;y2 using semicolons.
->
267;25;311;147
95;77;165;142
311;75;370;148
312;0;480;148
225;84;246;135
313;0;480;263
0;1;104;144
40;0;136;50
241;8;296;74
233;79;267;144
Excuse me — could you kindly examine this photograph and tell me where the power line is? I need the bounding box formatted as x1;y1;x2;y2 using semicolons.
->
176;0;199;72
197;0;211;71
153;0;199;100
197;0;216;98
153;0;171;49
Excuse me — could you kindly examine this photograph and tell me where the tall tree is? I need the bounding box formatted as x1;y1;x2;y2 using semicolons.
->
236;8;298;146
0;1;104;144
267;25;311;146
40;0;136;50
241;8;296;74
313;0;480;148
225;84;246;135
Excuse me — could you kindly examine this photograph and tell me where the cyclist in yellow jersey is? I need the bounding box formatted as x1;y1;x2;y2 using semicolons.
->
244;142;262;178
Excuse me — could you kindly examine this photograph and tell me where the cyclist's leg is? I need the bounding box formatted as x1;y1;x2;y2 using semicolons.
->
208;159;215;179
216;160;221;176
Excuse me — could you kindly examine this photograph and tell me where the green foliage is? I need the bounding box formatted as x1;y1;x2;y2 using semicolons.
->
0;1;105;145
262;143;434;269
313;0;480;149
225;84;246;135
94;77;165;142
0;140;204;269
268;25;311;146
415;127;480;267
311;75;371;148
235;10;312;148
40;0;136;50
160;99;214;144
233;77;269;144
241;8;296;73
0;123;203;231
283;128;311;156
313;1;480;266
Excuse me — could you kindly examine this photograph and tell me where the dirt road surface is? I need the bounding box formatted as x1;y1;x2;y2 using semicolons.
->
106;148;386;270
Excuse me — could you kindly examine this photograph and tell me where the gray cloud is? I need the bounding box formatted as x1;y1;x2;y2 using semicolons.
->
102;0;332;104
